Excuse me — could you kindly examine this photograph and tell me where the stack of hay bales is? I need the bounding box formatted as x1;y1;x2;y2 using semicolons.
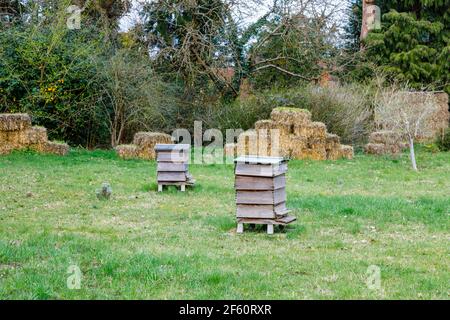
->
116;132;172;160
229;107;353;160
365;131;408;155
0;113;69;156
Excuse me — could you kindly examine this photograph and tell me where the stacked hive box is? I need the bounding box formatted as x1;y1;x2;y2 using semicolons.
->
116;132;172;160
155;144;194;192
234;156;296;235
230;107;353;160
0;113;69;155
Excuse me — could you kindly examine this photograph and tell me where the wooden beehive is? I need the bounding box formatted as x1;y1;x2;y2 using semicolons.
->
234;156;296;234
155;144;194;192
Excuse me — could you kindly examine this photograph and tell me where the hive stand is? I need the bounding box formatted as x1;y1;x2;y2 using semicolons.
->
155;144;194;192
234;156;296;234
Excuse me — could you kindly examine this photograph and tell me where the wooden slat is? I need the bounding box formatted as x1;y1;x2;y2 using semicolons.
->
157;172;187;182
157;162;188;172
234;156;285;165
274;202;288;216
236;188;286;205
156;151;189;162
236;190;273;205
237;215;296;225
235;174;286;191
235;162;287;177
155;144;190;152
273;188;287;205
236;204;276;219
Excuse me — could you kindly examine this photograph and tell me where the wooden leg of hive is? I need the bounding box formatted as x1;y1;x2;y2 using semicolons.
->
158;184;163;192
267;224;274;235
180;184;186;192
237;223;244;234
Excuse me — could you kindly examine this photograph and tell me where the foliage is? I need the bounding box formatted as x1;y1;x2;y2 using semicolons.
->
142;0;237;96
374;80;440;170
0;2;109;146
365;9;448;92
95;49;181;147
345;0;450;92
436;128;450;151
0;1;179;148
242;84;376;147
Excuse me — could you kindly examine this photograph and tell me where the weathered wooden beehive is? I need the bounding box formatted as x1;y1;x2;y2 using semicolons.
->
234;156;296;234
155;144;193;192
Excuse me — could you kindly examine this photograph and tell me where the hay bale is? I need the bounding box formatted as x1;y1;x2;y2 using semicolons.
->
309;122;327;139
237;130;258;156
133;132;172;148
0;113;31;131
369;130;401;145
270;107;311;125
0;145;13;155
339;145;354;160
256;120;291;137
116;144;138;159
27;126;48;145
224;143;237;158
237;130;277;156
255;120;275;131
0;130;29;147
290;136;309;159
326;145;342;160
40;141;70;156
307;137;326;150
300;148;327;160
294;122;327;140
132;132;172;160
325;133;340;150
365;143;386;155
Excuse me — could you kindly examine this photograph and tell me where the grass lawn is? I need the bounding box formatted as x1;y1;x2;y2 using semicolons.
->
0;149;449;299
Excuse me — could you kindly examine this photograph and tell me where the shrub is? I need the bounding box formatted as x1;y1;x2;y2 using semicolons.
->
437;129;450;152
252;84;375;147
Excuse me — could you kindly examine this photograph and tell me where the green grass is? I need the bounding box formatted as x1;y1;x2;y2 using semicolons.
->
0;149;449;299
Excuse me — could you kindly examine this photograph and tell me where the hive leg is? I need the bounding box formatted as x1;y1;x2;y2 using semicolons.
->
267;224;274;235
237;223;244;234
180;184;186;192
158;184;163;192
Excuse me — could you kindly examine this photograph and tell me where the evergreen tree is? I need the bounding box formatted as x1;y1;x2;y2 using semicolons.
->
345;0;449;93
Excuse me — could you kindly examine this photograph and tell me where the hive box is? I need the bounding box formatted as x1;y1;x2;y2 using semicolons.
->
234;156;296;234
155;144;193;192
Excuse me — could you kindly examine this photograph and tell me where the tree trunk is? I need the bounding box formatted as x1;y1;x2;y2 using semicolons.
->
409;137;418;171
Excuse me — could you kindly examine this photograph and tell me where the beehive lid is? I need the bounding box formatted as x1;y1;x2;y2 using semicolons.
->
155;144;190;151
234;156;286;165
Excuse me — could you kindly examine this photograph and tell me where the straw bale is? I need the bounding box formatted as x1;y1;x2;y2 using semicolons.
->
27;126;48;145
339;145;354;160
294;122;327;140
116;144;138;159
301;148;327;160
369;130;401;145
40;141;70;156
0;113;31;131
133;132;172;148
0;130;29;147
224;143;237;158
307;137;326;150
325;133;340;150
270;107;311;125
326;145;342;160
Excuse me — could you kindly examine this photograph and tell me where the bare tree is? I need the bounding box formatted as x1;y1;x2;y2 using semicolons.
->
374;83;439;171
